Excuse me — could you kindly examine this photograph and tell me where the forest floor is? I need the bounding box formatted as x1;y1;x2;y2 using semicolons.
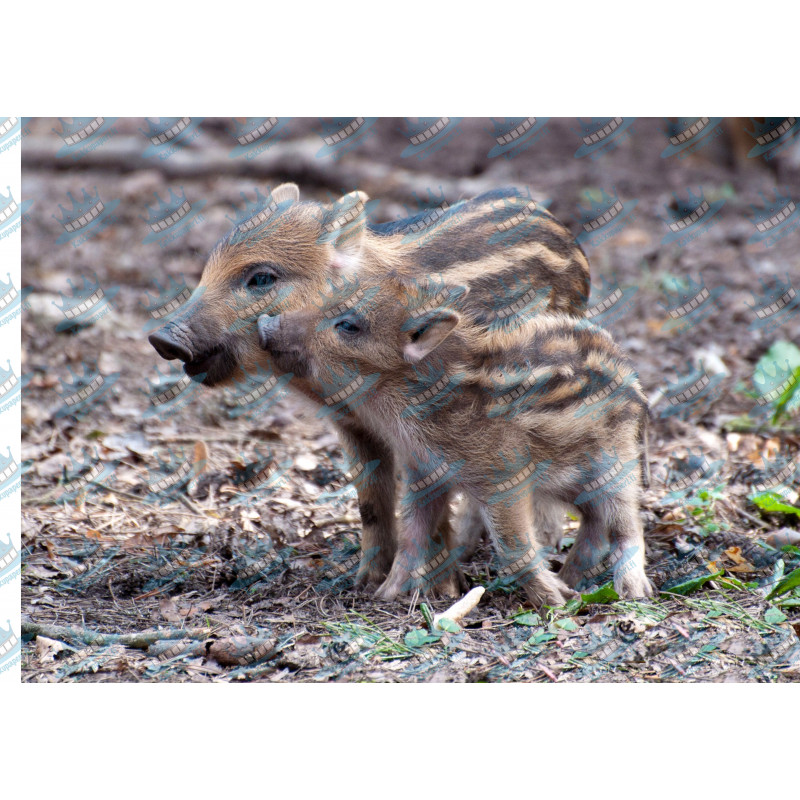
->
18;117;800;682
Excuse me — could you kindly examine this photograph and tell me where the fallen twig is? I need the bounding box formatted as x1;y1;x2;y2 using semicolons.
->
433;587;485;630
22;620;215;650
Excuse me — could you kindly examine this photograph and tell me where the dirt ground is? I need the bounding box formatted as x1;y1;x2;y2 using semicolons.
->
18;116;800;682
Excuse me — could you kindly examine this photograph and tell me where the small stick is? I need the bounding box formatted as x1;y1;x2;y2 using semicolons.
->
21;621;215;650
432;587;485;630
720;499;770;530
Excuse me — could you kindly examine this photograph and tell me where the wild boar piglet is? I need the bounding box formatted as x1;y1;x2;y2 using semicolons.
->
149;183;591;587
258;273;653;607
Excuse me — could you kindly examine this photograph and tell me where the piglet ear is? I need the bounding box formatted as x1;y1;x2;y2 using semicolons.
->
403;310;460;363
322;190;369;272
270;183;300;204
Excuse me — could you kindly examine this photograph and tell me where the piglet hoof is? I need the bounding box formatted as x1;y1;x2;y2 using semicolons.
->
523;572;580;610
556;560;584;590
374;575;404;601
353;559;388;591
374;556;467;601
374;558;412;601
614;568;655;599
421;565;466;600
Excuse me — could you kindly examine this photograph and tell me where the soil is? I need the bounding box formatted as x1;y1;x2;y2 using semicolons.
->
18;116;800;682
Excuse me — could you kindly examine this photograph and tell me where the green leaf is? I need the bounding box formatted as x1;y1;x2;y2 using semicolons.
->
762;559;786;596
661;569;724;596
765;606;787;625
561;596;583;615
513;611;542;626
419;603;434;631
756;341;800;375
715;575;749;591
766;567;800;600
781;545;800;556
554;618;579;631
529;632;557;646
753;341;800;423
580;582;620;605
404;628;440;648
750;491;800;517
435;618;461;634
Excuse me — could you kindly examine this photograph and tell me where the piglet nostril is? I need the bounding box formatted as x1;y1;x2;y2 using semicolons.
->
257;314;281;350
149;330;192;363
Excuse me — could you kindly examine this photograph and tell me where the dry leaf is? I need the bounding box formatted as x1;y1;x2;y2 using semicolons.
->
726;433;741;452
723;547;756;573
159;597;183;624
36;636;67;663
765;529;800;548
193;440;209;475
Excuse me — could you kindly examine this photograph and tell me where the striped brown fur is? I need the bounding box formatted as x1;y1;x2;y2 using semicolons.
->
148;183;591;591
259;276;653;606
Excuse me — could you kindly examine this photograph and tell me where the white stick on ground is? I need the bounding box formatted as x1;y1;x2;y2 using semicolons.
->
433;587;485;630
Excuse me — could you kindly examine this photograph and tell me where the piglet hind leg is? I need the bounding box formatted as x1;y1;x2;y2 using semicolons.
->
558;505;612;591
561;491;653;598
486;495;579;610
451;493;486;561
374;491;466;601
606;488;654;599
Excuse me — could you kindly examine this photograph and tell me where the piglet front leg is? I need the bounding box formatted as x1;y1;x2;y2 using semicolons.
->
375;490;466;601
485;493;579;609
335;424;398;588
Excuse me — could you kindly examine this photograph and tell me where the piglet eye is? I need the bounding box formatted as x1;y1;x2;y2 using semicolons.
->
336;319;360;334
248;272;276;289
